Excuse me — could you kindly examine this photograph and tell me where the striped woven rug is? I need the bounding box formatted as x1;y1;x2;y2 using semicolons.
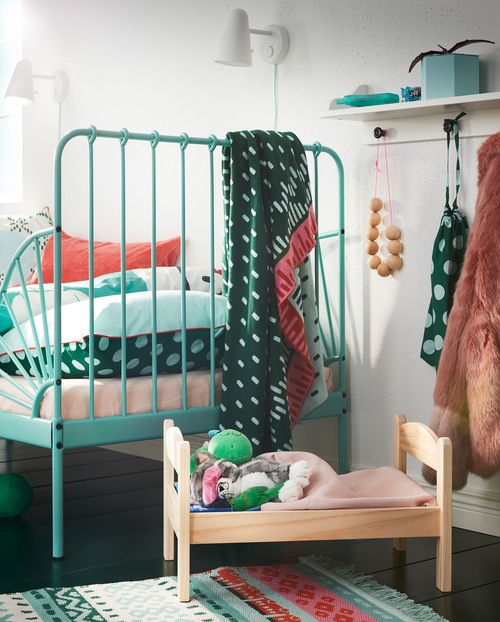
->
0;556;448;621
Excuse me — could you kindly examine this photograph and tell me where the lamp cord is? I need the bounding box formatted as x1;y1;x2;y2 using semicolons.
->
57;102;62;141
273;64;278;131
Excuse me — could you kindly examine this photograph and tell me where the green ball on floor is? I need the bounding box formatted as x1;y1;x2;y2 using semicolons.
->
0;473;33;518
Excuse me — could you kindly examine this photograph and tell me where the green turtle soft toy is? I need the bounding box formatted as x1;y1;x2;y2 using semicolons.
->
208;429;253;464
189;428;253;474
0;473;33;518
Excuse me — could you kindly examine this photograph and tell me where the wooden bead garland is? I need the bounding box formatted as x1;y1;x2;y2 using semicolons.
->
365;133;403;277
365;198;403;276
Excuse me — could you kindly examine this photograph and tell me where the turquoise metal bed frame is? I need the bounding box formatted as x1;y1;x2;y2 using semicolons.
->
0;127;346;559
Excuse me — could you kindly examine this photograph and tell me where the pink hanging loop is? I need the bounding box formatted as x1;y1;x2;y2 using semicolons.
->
383;135;394;225
374;139;381;197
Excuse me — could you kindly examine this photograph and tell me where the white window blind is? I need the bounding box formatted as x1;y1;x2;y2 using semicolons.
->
0;0;22;203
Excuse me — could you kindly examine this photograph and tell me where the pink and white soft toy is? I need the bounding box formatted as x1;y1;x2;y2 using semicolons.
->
191;454;312;509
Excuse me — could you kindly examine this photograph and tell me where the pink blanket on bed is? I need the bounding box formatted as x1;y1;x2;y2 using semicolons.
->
258;451;436;510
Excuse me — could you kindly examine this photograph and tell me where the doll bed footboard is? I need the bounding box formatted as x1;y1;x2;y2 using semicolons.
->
163;414;452;602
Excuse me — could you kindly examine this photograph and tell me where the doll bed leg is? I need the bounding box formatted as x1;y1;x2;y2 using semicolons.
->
393;537;406;552
163;420;175;562
436;530;452;592
163;420;192;601
436;435;453;592
177;436;192;602
177;522;191;602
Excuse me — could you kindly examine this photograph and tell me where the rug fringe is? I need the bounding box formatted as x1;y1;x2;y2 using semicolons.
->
301;555;448;622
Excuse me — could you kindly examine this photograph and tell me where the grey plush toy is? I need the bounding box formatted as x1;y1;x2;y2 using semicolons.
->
190;453;311;509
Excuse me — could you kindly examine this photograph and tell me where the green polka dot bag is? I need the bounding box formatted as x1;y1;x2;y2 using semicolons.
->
421;114;469;369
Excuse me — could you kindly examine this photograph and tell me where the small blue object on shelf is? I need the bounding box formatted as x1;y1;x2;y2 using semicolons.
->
336;93;399;107
401;86;421;102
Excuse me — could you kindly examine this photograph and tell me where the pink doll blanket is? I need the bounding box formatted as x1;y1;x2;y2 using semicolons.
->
258;451;436;511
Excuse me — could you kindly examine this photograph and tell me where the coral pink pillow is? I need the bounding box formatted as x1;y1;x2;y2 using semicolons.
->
32;231;180;284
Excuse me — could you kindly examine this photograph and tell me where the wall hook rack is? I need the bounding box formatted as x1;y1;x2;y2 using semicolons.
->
443;111;467;134
373;127;386;139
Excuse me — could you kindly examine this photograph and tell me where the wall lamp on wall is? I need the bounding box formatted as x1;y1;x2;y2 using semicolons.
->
215;8;290;66
4;59;69;105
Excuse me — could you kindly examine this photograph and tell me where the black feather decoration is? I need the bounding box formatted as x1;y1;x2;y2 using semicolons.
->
409;39;495;73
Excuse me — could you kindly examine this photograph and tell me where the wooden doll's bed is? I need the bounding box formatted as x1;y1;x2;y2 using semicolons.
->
163;414;452;601
0;128;347;559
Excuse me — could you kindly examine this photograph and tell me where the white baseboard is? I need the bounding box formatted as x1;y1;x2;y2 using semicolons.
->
449;485;500;537
412;474;500;537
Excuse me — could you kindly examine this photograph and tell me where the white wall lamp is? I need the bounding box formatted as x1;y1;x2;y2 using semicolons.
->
4;59;69;105
215;8;290;67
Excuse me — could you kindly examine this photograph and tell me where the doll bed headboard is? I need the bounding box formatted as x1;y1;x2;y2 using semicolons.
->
0;127;346;557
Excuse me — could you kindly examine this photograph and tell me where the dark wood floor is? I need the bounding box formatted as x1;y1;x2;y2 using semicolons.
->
1;439;499;622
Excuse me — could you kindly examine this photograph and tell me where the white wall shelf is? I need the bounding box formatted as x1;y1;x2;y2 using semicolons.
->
321;91;500;144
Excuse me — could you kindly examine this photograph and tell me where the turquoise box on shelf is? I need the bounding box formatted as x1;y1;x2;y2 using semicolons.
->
421;53;479;99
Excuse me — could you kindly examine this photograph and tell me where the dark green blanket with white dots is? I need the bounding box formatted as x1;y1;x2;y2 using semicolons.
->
220;130;328;453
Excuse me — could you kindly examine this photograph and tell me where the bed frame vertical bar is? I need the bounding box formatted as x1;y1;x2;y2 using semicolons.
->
208;137;217;404
52;131;65;559
179;135;188;409
150;132;160;411
333;148;347;474
87;131;96;418
119;130;129;415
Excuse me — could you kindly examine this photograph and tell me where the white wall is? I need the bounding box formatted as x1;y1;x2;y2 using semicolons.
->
12;0;500;532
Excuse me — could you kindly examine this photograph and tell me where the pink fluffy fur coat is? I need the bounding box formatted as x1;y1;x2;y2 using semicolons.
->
423;132;500;490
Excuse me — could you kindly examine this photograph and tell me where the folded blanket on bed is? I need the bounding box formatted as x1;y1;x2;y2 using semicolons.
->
258;451;436;510
220;130;328;453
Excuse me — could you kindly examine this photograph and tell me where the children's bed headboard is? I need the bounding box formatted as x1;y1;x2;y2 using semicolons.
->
4;129;346;426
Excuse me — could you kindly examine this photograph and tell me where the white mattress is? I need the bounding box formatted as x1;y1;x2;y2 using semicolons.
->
0;367;332;421
0;369;222;420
